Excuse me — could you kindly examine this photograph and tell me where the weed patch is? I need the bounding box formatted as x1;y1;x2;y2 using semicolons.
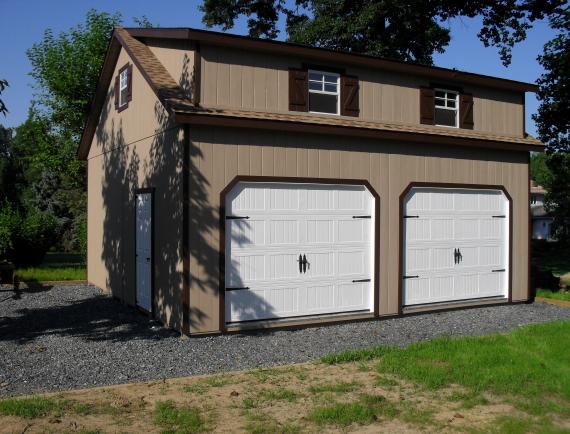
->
0;397;66;418
321;347;390;364
153;400;207;434
308;381;360;394
308;394;398;426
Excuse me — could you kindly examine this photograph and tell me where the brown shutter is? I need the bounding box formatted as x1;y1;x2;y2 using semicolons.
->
289;68;308;112
419;87;435;125
340;75;359;117
460;93;474;129
114;75;120;110
126;64;133;102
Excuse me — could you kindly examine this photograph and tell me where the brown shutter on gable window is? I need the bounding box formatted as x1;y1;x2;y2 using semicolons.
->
114;75;120;110
126;64;133;102
340;75;359;117
419;87;435;125
460;93;474;129
289;68;308;112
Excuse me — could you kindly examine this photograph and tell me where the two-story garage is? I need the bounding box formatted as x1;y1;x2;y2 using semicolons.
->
78;27;544;336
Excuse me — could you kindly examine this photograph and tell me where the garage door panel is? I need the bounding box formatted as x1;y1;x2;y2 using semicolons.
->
226;182;375;323
403;187;508;307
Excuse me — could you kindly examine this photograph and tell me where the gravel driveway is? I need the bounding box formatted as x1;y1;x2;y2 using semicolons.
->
1;284;569;397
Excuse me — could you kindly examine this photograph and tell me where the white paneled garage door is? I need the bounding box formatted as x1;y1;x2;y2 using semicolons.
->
225;182;375;323
403;187;509;306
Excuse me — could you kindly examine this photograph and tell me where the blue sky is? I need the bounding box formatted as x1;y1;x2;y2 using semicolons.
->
0;0;556;135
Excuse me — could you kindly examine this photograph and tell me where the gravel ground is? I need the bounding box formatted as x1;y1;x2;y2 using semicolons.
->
1;284;569;397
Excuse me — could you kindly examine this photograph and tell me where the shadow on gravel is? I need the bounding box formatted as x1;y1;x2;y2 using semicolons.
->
0;294;179;344
0;281;53;303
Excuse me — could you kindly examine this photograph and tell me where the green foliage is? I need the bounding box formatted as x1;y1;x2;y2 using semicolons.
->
530;152;551;187
534;10;570;245
27;9;121;139
536;288;570;301
308;394;398;426
0;396;64;419
153;400;207;434
320;346;389;364
201;0;564;65
0;203;20;259
0;79;8;116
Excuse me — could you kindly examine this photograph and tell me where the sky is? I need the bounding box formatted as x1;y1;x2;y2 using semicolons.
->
0;0;557;136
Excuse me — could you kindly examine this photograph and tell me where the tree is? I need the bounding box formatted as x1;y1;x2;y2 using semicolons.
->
534;8;570;244
0;79;7;116
201;0;564;65
530;152;551;187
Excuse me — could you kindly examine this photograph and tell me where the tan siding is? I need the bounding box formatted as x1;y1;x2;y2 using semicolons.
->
199;44;524;137
87;47;184;330
146;38;194;100
188;127;530;333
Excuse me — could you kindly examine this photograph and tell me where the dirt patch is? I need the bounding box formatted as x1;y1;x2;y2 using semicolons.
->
0;360;566;433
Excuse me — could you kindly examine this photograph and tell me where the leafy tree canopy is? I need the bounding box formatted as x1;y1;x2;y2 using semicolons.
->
0;79;8;116
201;0;564;65
533;8;570;244
530;152;551;187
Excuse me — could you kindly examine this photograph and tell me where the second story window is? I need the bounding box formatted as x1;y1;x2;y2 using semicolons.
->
308;70;339;115
434;89;458;127
119;68;129;107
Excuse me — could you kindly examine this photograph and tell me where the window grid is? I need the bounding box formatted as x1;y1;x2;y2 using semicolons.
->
119;69;128;107
308;70;340;115
434;88;458;128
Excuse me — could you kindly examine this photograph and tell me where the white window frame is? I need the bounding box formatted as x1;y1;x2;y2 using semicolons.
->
119;68;129;107
308;70;340;115
434;88;459;128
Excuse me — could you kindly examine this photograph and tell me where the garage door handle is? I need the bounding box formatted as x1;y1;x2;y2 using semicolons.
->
297;254;303;274
492;269;505;272
226;215;250;220
403;275;419;279
226;287;250;291
352;279;371;283
352;215;371;219
302;254;307;274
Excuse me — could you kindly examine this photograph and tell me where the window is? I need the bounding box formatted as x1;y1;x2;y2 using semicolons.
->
434;89;458;127
308;70;339;115
531;195;537;205
119;68;129;108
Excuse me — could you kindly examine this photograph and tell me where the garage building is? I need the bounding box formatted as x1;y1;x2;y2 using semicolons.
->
78;27;543;335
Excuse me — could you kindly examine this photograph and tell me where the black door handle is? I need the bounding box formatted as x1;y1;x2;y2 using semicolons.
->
298;254;303;274
302;254;307;274
458;248;462;264
454;248;458;264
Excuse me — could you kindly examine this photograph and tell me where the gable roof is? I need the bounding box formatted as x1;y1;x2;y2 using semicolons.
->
78;27;543;160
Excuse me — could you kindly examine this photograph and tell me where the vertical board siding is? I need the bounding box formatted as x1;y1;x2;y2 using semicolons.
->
198;45;524;138
188;127;529;333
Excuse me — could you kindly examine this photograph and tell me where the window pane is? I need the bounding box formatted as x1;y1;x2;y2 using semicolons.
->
309;72;322;81
447;99;456;108
120;87;128;107
435;90;446;98
309;93;337;114
324;74;337;83
309;81;322;91
435;98;446;107
324;83;337;93
435;108;456;126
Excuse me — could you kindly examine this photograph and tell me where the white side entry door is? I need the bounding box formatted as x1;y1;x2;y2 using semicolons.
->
403;187;509;306
225;182;376;323
136;192;152;312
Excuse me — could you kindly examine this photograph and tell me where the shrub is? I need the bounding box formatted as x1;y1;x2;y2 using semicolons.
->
12;208;60;266
0;203;21;260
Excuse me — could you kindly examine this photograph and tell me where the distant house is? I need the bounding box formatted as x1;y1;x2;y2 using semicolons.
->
530;180;553;240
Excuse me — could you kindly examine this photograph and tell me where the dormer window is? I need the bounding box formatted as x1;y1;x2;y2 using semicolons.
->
308;70;340;115
434;89;459;127
115;63;132;112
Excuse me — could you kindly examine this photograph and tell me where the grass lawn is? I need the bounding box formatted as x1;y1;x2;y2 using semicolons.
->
1;320;569;433
532;240;570;301
536;288;570;302
15;252;86;282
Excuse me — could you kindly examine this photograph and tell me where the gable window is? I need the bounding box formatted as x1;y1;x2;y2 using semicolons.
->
434;89;458;127
115;63;132;112
308;70;339;115
119;68;129;107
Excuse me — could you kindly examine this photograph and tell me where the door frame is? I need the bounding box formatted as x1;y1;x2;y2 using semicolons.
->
219;175;381;331
134;187;155;315
398;182;513;315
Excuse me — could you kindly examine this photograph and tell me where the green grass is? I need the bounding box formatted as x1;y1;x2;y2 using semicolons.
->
244;410;300;434
15;252;86;282
536;288;570;301
308;381;360;394
308;394;398;426
0;396;66;419
258;388;300;403
153;400;207;434
320;347;389;364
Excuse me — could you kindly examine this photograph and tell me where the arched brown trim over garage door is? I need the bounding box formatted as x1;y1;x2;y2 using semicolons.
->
398;182;513;314
219;176;380;330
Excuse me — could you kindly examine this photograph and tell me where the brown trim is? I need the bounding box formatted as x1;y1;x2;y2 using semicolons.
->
217;175;381;333
527;152;534;302
182;126;191;333
134;187;155;316
193;42;201;106
397;182;514;315
175;112;544;153
303;63;346;75
116;62;131;113
126;27;537;93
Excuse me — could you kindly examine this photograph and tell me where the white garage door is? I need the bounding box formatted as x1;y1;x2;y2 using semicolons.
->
225;182;375;323
403;187;509;306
